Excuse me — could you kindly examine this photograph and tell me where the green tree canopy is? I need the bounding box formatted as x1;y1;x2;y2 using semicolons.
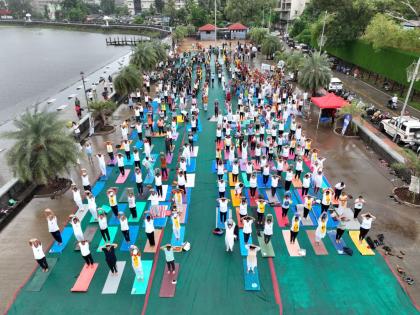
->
154;0;164;13
249;27;268;45
3;108;78;185
261;35;281;59
131;41;158;71
6;0;32;18
298;52;332;93
115;4;128;15
114;65;142;97
100;0;115;15
88;100;117;126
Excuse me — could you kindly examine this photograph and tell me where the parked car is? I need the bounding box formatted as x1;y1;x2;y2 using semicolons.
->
328;77;343;92
379;116;420;146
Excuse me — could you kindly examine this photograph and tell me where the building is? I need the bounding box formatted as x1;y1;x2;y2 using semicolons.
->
198;23;217;40
227;23;248;39
276;0;309;30
140;0;187;12
31;0;61;19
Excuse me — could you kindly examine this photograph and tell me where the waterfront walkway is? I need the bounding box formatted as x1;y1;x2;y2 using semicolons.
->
4;51;419;315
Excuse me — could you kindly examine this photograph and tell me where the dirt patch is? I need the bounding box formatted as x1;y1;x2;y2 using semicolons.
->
334;126;358;137
394;187;420;206
33;178;72;198
93;125;115;136
382;219;418;241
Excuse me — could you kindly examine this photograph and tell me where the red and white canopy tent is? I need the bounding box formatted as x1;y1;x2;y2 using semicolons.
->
311;93;348;129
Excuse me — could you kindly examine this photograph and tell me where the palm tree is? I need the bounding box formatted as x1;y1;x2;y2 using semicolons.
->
173;26;188;44
3;107;78;186
298;52;332;95
392;149;420;203
88;100;117;127
285;51;305;81
261;35;281;59
130;41;158;71
249;27;268;46
114;65;142;98
152;41;168;63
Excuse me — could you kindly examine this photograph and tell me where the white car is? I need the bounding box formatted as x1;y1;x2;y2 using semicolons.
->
380;116;420;145
328;78;343;92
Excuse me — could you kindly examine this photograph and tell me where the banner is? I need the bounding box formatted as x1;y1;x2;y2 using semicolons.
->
341;114;351;135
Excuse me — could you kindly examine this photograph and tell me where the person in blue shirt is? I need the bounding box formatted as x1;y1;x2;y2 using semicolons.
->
161;244;176;274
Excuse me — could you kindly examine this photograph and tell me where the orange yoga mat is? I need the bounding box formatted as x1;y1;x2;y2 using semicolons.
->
236;208;244;228
71;263;99;292
230;190;241;207
306;230;328;255
144;229;162;253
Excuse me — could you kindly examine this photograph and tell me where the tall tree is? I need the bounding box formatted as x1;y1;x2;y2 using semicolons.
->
154;0;164;13
298;52;332;94
163;0;176;25
3;108;78;185
130;41;158;71
88;100;117;127
100;0;115;15
261;35;281;59
114;65;142;97
6;0;32;17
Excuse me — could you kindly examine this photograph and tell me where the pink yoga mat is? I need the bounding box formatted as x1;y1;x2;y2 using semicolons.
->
166;154;173;164
159;264;180;297
306;230;328;255
71;263;99;292
282;230;301;257
274;207;289;227
116;169;131;184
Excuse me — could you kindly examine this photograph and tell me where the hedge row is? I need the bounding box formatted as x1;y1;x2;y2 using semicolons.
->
326;40;420;91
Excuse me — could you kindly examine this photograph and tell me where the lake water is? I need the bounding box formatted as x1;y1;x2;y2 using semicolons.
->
0;26;131;123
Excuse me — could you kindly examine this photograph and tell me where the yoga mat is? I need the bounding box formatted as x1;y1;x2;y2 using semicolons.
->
128;202;147;222
71;263;99;292
327;230;347;254
166;153;173;164
257;174;271;188
186;174;195;187
131;260;153;294
243;259;260;291
252;160;261;171
176;115;184;123
74;226;98;251
74;206;89;222
236;208;244;228
118;187;134;203
178;204;188;224
135;140;144;148
306;230;328;255
191;146;199;157
171;225;185;246
92;181;105;197
116;169;131;184
183;188;192;204
25;258;57;292
349;231;375;256
228;173;239;187
49;227;73;253
108;204;127;225
97;227;118;252
292;177;302;188
101;261;126;294
186;158;197;172
123;156;134;166
120;226;140;251
335;207;361;230
295;204;314;226
239;230;252;256
99;166;114;181
148;185;170;202
144;174;154;185
216;208;226;229
154;217;167;228
100;205;112;214
138;186;151;200
246;190;259;207
159;263;180;298
230;190;241;207
265;189;279;204
144;229;162;253
241;173;250;187
257;235;275;257
282;230;302;257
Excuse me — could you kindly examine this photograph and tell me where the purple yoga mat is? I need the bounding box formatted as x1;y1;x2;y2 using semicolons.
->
159;263;180;298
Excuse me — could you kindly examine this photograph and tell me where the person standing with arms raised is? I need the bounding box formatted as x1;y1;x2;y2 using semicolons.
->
29;239;49;272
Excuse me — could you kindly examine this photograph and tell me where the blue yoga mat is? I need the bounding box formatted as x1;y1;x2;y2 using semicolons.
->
124;156;134;166
92;181;105;197
130;130;138;140
109;204;127;225
171;225;185;246
153;217;167;228
257;174;271;188
186;158;197;173
239;230;252;256
135;140;144;148
216;208;227;229
49;227;73;253
144;174;154;185
243;259;260;291
312;204;338;228
327;230;347;254
120;226;140;251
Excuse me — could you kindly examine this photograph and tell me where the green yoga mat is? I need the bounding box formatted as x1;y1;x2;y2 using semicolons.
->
128;202;147;223
25;258;58;292
96;227;118;252
257;235;275;257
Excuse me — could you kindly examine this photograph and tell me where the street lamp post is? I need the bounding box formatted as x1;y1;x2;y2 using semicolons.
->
318;11;328;52
214;0;217;48
80;71;89;106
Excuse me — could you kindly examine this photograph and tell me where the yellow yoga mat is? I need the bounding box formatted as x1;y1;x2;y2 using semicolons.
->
176;115;184;123
228;173;238;187
349;230;375;256
230;189;241;207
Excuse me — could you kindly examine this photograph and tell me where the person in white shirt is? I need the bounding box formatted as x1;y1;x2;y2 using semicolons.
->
134;167;144;196
72;185;84;210
44;209;62;245
313;170;323;195
78;240;94;267
218;179;226;198
119;213;130;243
149;190;160;217
105;141;115;165
116;153;125;176
154;170;163;197
29;239;49;272
249;173;258;197
144;215;155;246
245;161;253;181
295;158;303;179
80;169;91;191
182;143;191;165
177;170;186;194
321;189;334;213
217;198;230;224
301;173;311;196
127;191;137;219
242;216;254;244
284;168;294;192
353;195;365;219
239;198;248;218
98;210;110;241
334;182;346;200
133;148;141;169
245;244;260;273
86;191;98;220
107;188;119;217
231;160;239;183
225;220;236;252
130;245;144;280
263;214;274;244
70;216;84;241
96;153;107;178
270;174;280;197
359;213;376;243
